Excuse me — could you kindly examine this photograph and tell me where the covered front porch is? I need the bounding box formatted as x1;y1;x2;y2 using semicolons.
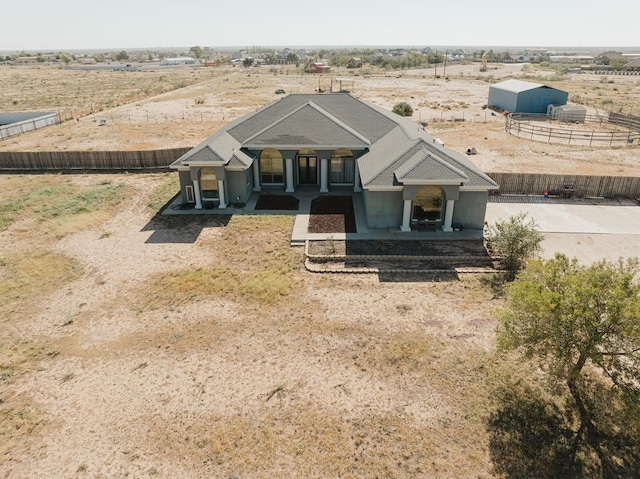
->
251;147;363;194
162;188;483;245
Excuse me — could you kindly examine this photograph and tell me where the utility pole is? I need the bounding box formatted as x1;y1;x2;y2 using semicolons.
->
443;50;447;78
434;50;438;79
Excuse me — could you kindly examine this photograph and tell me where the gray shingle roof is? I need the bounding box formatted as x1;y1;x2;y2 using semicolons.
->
172;93;497;191
187;146;225;163
228;93;395;144
243;102;370;148
394;149;468;184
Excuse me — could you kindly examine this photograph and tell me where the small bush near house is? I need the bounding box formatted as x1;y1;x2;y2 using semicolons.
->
392;102;413;117
485;212;543;279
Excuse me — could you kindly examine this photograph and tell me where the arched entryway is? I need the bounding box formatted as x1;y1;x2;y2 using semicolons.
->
412;186;443;221
199;167;219;200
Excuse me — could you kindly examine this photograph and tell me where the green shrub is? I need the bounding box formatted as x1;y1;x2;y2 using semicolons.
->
392;102;413;117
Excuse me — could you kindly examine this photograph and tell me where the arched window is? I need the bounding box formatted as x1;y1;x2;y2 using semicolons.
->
200;168;218;199
259;149;284;184
413;186;443;220
330;148;354;184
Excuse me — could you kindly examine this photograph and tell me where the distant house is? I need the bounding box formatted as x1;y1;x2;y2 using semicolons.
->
170;94;497;232
161;57;198;65
624;59;640;71
549;55;594;64
310;62;331;73
488;80;568;114
348;57;363;68
595;51;625;65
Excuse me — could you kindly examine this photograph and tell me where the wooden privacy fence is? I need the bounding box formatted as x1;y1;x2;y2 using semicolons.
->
0;148;191;171
487;172;640;199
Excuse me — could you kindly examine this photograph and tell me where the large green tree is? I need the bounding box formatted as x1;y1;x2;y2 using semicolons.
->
115;50;129;61
497;254;640;473
189;46;204;60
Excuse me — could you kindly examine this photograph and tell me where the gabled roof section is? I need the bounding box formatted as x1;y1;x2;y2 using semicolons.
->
227;151;253;169
420;141;499;189
172;131;244;167
359;119;497;190
228;93;396;144
358;126;411;187
187;145;225;163
243;101;371;148
394;148;468;184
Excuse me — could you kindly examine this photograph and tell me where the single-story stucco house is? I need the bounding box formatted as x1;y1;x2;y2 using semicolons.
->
170;93;498;232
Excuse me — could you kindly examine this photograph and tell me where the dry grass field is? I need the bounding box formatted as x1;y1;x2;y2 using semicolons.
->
0;173;508;478
1;63;638;175
0;62;639;477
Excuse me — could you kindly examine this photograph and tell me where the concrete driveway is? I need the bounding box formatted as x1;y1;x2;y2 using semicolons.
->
485;201;640;264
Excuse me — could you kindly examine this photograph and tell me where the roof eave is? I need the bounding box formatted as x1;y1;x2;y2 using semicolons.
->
243;143;369;150
364;185;404;191
399;179;467;185
183;160;228;167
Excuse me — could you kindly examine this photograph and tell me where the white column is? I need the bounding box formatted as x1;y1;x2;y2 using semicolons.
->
400;199;412;232
217;180;227;209
353;159;361;192
253;161;261;192
285;157;294;193
443;199;455;232
320;158;329;193
193;179;202;209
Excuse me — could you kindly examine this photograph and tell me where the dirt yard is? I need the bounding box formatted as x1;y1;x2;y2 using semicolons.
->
1;63;638;175
1;174;502;478
0;62;639;478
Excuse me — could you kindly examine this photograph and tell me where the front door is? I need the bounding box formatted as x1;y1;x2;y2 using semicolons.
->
298;156;317;185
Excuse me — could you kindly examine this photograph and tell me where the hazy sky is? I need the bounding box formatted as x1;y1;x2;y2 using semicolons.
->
3;0;638;51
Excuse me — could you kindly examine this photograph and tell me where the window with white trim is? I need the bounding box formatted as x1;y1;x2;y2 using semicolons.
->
330;148;355;184
259;149;284;184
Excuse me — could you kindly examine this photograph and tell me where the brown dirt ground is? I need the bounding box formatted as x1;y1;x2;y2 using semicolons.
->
254;193;300;211
1;174;501;478
1;63;638;175
308;196;357;234
0;62;639;478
